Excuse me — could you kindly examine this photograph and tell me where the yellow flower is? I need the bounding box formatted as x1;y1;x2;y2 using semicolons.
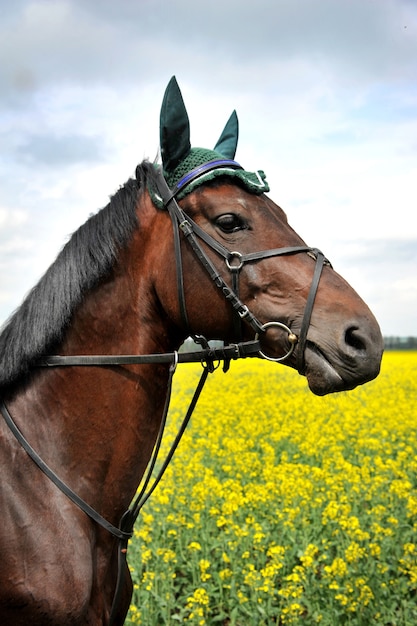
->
237;590;248;604
300;543;318;568
126;352;417;625
156;548;177;563
187;587;210;606
216;515;228;528
324;557;348;578
335;593;349;606
128;603;142;624
199;559;211;581
219;568;232;580
345;542;365;563
141;571;155;591
369;543;381;557
404;543;416;554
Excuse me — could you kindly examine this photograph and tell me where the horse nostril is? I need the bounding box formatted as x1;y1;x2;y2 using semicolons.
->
345;326;367;353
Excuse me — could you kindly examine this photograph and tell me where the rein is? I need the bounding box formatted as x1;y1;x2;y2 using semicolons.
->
0;343;256;625
0;162;330;624
0;341;264;623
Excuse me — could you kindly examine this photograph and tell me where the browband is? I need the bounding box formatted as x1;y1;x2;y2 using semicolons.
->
173;159;243;196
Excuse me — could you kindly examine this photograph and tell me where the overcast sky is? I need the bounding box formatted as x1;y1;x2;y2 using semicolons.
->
1;0;416;337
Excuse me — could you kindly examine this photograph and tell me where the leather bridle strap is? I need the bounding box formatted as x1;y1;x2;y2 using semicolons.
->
0;400;131;541
37;340;260;367
170;192;191;334
296;250;327;374
155;168;265;336
187;218;313;265
108;361;210;625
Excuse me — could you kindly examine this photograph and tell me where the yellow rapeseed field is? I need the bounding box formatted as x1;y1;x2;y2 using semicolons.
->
126;351;417;625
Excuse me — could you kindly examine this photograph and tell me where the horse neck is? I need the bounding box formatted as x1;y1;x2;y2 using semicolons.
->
9;206;181;524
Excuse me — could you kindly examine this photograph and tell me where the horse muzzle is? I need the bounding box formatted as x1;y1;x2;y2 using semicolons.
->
302;320;384;396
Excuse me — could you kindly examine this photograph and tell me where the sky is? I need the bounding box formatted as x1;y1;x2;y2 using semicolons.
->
0;0;416;337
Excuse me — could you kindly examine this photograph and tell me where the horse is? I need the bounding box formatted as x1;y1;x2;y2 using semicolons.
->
0;77;383;625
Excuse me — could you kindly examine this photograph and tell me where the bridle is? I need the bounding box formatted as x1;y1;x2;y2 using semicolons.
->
154;160;330;373
0;160;330;624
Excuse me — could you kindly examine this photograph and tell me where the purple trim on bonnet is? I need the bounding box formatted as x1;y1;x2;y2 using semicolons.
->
174;159;243;192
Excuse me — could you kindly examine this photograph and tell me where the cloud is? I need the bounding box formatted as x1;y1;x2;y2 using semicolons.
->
0;0;416;336
1;0;416;109
0;208;28;229
16;132;106;167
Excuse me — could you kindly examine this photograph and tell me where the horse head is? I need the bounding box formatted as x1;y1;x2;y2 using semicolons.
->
150;77;383;395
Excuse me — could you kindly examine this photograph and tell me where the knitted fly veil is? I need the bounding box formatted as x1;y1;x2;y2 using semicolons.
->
149;76;269;206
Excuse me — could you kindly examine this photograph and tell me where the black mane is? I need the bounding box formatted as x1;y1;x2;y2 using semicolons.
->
0;161;157;392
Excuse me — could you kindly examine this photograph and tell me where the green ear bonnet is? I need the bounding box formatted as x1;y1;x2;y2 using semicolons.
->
151;77;269;207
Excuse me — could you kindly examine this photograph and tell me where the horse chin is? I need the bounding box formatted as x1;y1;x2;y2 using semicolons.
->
303;344;346;396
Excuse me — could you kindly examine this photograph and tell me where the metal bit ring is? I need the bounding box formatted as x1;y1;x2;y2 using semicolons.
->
255;321;298;362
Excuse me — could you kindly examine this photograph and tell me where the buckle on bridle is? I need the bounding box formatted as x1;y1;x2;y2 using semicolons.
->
238;305;250;319
179;219;193;236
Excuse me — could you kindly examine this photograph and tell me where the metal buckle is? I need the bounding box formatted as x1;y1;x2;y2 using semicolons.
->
238;305;250;319
255;321;298;362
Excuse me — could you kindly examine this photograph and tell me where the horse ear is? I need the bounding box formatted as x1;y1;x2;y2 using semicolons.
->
213;110;239;159
160;76;191;172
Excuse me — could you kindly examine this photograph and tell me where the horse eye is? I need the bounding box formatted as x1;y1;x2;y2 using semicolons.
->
215;214;246;233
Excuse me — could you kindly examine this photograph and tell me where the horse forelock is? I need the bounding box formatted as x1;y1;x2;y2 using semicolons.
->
0;161;158;393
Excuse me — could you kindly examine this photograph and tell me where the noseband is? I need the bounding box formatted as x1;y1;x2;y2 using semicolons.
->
154;162;330;374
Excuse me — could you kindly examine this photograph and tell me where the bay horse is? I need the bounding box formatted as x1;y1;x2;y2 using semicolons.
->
0;77;383;625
